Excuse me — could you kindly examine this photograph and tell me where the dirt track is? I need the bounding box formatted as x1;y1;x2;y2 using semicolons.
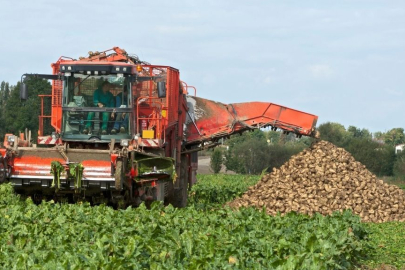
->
198;156;235;175
198;157;213;174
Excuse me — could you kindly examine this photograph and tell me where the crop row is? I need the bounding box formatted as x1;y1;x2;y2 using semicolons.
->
0;182;371;269
188;174;260;207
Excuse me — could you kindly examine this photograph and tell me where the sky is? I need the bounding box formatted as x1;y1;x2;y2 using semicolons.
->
0;0;404;133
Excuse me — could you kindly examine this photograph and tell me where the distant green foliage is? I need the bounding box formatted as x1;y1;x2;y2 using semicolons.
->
384;128;405;146
267;143;307;170
226;136;270;174
345;138;395;176
0;182;369;269
224;130;307;174
393;151;405;179
0;78;52;141
319;122;373;147
210;148;223;173
189;174;260;206
318;122;396;176
222;124;401;177
347;125;372;140
318;122;349;147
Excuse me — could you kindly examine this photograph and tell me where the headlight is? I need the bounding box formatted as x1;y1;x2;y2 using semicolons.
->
120;139;129;147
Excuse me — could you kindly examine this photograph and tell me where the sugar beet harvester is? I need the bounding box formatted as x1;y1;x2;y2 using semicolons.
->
0;47;318;207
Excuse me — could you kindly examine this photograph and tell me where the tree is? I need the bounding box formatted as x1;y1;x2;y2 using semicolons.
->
345;138;395;176
1;78;52;141
266;143;306;171
373;131;385;141
0;81;10;106
384;128;405;146
224;130;270;174
224;129;311;174
227;138;270;174
347;126;372;140
393;150;405;179
266;130;280;144
318;122;348;147
210;148;223;174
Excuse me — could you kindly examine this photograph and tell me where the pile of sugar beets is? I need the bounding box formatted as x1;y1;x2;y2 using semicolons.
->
228;141;405;222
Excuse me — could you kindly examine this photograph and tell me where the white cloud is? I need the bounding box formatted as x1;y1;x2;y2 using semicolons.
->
385;88;404;97
171;12;200;20
263;76;273;84
308;64;334;79
202;74;216;85
156;25;193;34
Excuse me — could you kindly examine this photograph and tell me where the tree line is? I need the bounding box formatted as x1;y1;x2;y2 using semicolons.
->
0;79;53;142
211;123;405;179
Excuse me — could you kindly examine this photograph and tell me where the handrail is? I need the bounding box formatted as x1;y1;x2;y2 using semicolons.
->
136;96;165;139
181;81;197;96
38;95;53;136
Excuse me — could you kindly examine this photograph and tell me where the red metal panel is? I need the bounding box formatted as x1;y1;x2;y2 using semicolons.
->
139;139;161;147
231;102;317;134
51;62;62;132
81;160;112;179
11;153;112;180
12;156;65;177
167;68;180;125
37;136;58;145
185;97;318;143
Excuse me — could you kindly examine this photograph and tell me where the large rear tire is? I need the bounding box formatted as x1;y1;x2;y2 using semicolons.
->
169;154;188;208
0;157;7;183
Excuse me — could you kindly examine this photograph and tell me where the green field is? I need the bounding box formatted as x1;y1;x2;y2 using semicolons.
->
191;175;405;270
1;175;404;269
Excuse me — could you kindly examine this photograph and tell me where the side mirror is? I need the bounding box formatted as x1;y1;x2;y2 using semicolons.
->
20;82;28;100
157;81;166;98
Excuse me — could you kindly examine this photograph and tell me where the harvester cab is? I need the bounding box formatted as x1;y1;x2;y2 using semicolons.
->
20;62;165;145
59;65;133;142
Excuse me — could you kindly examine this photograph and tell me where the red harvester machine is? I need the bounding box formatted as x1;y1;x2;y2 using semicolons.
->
0;47;318;207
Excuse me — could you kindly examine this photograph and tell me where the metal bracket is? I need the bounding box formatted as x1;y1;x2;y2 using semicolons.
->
57;143;69;163
109;138;115;154
187;110;202;136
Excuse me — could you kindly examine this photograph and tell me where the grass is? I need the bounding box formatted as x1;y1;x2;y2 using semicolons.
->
381;176;405;190
359;222;405;270
361;176;405;269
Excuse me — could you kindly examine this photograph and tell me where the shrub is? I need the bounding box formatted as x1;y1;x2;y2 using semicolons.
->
210;148;223;173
